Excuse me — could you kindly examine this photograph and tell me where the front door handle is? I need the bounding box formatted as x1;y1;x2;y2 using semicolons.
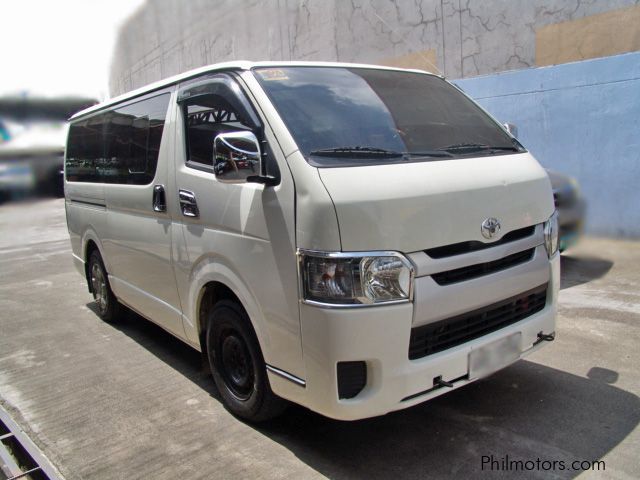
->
179;189;199;217
153;185;166;212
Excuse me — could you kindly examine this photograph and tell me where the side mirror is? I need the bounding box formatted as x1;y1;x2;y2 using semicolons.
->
213;131;261;183
503;123;519;138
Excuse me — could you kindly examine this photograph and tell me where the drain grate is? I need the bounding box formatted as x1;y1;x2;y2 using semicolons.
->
0;404;63;480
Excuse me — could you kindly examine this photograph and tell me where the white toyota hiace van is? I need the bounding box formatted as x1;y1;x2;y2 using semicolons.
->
65;62;559;421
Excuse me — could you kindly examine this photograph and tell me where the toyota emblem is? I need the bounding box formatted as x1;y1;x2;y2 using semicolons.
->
481;217;501;239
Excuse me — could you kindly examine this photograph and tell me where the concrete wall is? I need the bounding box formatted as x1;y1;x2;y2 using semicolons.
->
455;52;640;238
109;1;640;238
110;0;639;95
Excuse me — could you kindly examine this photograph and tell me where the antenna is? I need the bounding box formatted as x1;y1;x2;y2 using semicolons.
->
372;11;444;77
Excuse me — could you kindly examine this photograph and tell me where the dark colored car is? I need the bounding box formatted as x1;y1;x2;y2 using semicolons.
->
500;125;585;252
546;169;586;252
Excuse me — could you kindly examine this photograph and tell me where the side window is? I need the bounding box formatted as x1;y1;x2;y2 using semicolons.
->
66;123;87;181
180;77;260;168
66;116;105;182
66;93;170;184
184;96;253;166
104;93;170;185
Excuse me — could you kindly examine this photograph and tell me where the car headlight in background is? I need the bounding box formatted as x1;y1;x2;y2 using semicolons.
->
568;176;581;198
544;211;559;257
299;250;413;306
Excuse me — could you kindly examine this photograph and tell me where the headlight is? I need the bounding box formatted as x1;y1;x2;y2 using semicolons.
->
544;211;559;257
299;250;413;306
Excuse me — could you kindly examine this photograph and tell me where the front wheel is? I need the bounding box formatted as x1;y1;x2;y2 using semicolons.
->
206;300;287;421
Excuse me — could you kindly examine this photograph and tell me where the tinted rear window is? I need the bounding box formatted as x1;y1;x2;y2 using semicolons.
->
66;93;170;183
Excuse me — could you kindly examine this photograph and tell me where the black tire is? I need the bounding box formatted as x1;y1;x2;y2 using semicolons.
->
87;250;122;323
206;300;287;422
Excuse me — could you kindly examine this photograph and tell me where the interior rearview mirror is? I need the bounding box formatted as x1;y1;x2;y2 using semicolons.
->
503;123;519;138
213;131;261;183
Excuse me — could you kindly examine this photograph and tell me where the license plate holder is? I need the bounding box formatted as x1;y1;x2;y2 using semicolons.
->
469;332;521;380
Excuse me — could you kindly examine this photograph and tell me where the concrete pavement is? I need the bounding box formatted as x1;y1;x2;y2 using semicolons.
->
1;198;639;479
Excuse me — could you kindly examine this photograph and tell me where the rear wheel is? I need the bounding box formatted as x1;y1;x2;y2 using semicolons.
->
88;250;122;323
206;300;287;421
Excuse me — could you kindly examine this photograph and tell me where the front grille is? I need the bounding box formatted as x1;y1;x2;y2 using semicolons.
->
425;225;535;259
409;284;548;360
431;248;535;285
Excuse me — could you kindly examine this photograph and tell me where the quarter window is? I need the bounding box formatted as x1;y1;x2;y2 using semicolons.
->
183;94;253;166
65;116;106;183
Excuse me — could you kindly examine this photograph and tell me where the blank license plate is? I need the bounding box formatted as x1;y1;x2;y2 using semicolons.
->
469;332;521;380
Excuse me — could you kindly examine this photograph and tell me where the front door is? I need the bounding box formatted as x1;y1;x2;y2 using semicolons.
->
169;73;303;376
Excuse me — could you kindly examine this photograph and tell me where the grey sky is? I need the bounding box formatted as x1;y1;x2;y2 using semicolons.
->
0;0;145;100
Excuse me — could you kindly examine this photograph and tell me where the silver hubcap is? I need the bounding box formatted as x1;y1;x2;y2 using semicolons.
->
91;262;108;314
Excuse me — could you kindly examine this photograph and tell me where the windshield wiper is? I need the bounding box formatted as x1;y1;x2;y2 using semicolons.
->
437;143;522;153
309;146;404;157
309;146;452;158
405;150;453;158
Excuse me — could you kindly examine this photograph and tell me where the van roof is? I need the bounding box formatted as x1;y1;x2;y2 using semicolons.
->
70;61;438;121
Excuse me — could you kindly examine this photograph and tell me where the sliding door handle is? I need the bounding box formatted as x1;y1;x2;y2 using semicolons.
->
178;189;199;217
153;185;166;212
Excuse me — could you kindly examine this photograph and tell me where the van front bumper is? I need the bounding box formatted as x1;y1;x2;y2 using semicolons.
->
278;253;559;421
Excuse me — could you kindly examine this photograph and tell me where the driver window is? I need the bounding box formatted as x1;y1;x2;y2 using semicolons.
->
184;94;252;166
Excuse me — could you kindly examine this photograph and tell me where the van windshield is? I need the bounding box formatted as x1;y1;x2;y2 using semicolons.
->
253;66;524;167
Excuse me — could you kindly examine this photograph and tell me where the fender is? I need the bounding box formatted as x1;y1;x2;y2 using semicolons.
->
185;253;272;361
81;228;112;273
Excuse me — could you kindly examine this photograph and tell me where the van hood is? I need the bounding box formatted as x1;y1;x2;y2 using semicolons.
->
318;153;554;253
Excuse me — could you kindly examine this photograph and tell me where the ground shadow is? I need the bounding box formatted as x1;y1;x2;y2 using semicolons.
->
257;361;640;479
98;305;639;479
560;254;613;290
86;303;219;399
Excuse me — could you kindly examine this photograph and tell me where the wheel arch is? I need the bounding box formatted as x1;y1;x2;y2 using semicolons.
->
197;282;242;353
81;231;109;293
191;266;270;361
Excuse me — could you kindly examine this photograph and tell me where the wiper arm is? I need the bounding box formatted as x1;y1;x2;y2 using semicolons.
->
309;146;404;158
404;150;453;158
437;143;521;153
309;146;453;158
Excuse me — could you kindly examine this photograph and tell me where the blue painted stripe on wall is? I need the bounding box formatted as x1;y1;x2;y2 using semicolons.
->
455;52;640;238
